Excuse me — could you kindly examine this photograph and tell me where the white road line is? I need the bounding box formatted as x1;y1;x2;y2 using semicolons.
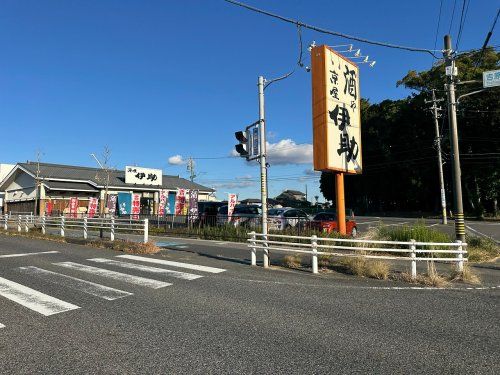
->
385;222;409;226
356;221;380;225
88;258;203;281
427;223;439;227
54;262;171;289
0;276;80;316
466;225;500;244
0;251;59;259
215;242;229;245
116;255;226;274
18;266;133;301
0;323;5;329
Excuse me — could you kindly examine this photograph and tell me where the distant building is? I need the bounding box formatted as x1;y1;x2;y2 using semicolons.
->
0;164;15;213
275;190;310;208
239;198;279;207
0;162;215;215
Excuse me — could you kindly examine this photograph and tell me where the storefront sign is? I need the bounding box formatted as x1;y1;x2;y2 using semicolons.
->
69;197;79;218
88;197;98;218
228;193;237;222
158;190;167;216
125;166;162;186
131;193;141;219
311;45;362;173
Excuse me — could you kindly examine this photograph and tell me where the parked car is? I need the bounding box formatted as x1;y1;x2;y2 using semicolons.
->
268;208;309;231
309;211;357;237
197;201;226;226
216;204;262;227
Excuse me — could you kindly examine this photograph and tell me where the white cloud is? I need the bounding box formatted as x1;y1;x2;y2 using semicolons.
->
168;155;187;165
211;181;254;189
303;168;320;176
267;139;313;165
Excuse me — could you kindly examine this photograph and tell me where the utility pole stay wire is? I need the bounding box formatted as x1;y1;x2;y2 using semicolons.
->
223;0;440;57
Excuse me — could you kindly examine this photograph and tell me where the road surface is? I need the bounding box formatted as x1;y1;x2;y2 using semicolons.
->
0;233;499;374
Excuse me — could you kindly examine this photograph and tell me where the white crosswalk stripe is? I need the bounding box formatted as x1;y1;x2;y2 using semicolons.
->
0;251;59;258
18;266;133;301
54;262;171;289
0;276;80;316
87;258;203;280
117;255;226;274
0;323;5;329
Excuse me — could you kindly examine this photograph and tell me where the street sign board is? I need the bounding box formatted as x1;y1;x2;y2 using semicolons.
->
311;45;362;173
483;69;500;88
125;166;162;186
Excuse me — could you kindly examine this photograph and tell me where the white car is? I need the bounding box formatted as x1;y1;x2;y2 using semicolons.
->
267;208;309;230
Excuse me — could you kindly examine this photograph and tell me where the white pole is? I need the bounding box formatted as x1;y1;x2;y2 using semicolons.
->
60;215;65;237
17;215;21;232
4;214;8;230
311;235;318;274
258;76;269;268
83;216;88;240
250;231;257;266
41;215;46;235
24;215;29;232
456;240;464;272
143;218;149;243
110;216;115;242
410;239;417;280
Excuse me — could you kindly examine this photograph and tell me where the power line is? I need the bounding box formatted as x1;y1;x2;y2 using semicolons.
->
432;0;444;65
475;8;500;67
448;0;458;34
455;0;470;52
223;0;439;57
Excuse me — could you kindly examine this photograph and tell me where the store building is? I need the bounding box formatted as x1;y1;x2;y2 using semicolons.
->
0;162;215;216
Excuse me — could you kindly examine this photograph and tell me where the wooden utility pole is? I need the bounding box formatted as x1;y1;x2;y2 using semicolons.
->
335;173;346;234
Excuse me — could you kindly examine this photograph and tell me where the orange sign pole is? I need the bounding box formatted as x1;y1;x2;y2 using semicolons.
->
335;173;347;235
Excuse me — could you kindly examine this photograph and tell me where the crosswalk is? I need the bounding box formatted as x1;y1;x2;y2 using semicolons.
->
0;254;226;328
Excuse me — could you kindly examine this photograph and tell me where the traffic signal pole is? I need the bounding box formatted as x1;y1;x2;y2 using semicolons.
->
258;76;269;268
444;35;465;242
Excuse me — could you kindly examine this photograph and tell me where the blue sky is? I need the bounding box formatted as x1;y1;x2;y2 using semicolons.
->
1;0;498;200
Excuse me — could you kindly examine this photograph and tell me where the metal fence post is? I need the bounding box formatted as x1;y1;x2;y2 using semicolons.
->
4;214;8;230
143;218;149;243
311;235;318;274
410;239;417;280
41;215;46;235
263;233;269;268
83;216;88;240
250;231;257;266
24;215;29;232
60;216;65;237
110;217;115;242
456;240;464;272
17;215;21;232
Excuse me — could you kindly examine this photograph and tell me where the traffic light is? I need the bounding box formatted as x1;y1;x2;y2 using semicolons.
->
235;130;249;158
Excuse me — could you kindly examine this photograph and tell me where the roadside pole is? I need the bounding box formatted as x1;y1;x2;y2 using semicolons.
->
426;89;447;225
335;173;346;235
258;76;269;268
443;35;465;242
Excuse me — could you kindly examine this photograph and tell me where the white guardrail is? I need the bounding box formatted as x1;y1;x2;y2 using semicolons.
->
2;215;149;243
247;232;467;279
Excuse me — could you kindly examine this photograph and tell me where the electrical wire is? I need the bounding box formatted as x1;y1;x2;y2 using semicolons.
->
448;0;458;35
474;8;500;68
455;0;470;52
432;0;444;66
223;0;440;57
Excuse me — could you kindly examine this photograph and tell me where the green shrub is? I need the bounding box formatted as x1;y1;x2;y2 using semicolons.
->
377;221;451;243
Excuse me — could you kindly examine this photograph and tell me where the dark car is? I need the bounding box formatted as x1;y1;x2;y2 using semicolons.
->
197;201;226;226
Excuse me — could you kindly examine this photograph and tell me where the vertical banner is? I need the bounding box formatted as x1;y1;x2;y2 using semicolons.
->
69;197;79;218
117;192;132;215
88;197;98;218
107;195;117;216
188;190;199;219
45;201;53;216
166;192;176;215
131;193;141;219
174;189;186;216
227;193;237;223
158;189;168;216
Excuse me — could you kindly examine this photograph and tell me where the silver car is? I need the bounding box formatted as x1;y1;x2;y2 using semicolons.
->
267;208;309;230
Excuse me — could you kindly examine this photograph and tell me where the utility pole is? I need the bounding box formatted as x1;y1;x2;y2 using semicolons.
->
425;89;447;224
258;76;269;268
443;35;465;242
33;151;42;216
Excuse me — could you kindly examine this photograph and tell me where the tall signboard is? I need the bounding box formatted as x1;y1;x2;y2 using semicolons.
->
125;166;163;186
88;197;98;218
131;193;141;219
311;45;362;173
227;193;237;223
69;197;79;218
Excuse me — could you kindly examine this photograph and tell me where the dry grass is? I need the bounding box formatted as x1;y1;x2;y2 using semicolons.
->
318;254;333;268
339;257;390;279
88;239;160;254
449;264;481;284
398;262;450;287
283;255;302;269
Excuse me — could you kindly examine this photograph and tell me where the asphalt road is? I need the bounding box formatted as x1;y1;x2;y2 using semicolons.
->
0;233;499;374
355;216;500;242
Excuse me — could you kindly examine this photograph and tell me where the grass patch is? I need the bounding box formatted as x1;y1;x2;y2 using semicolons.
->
397;262;450;287
88;239;160;254
449;264;481;284
466;235;499;262
282;255;302;269
377;221;451;243
337;256;390;280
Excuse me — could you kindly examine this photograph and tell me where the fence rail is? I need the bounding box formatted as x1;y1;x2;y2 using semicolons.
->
247;232;467;279
2;214;149;243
